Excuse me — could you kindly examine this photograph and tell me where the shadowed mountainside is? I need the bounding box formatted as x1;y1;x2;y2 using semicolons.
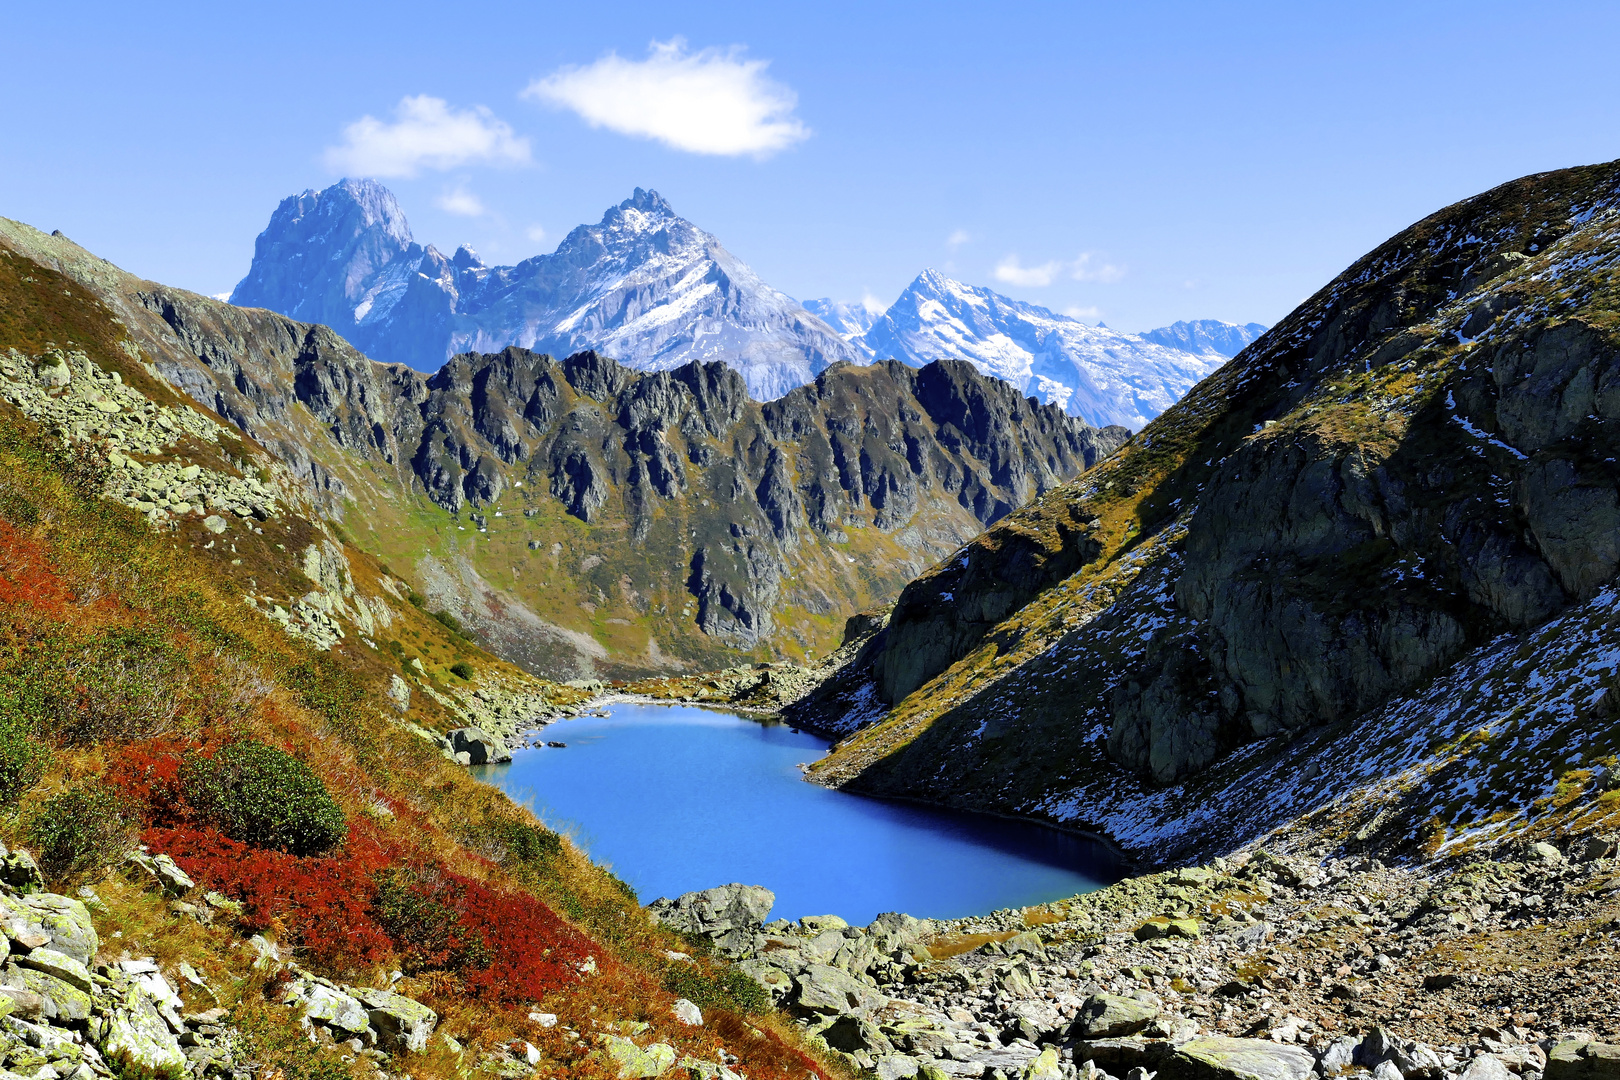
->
792;158;1620;866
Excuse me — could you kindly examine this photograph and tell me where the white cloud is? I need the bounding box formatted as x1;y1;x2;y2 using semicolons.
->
946;229;970;249
435;185;486;217
524;38;809;157
1070;252;1124;284
995;252;1125;288
860;290;888;315
324;95;531;178
526;224;549;244
994;255;1063;288
1062;304;1102;320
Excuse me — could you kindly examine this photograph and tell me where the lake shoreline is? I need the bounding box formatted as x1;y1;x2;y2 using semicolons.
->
478;701;1123;924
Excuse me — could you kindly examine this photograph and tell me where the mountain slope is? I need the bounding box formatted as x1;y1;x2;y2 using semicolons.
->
5;214;1123;677
858;270;1231;429
791;158;1620;865
231;181;860;400
0;225;838;1080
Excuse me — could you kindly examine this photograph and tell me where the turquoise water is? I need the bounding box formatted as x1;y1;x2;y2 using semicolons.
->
473;702;1120;925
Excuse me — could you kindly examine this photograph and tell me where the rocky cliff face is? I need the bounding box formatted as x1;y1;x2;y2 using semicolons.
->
231;182;862;400
794;159;1620;864
0;214;1124;675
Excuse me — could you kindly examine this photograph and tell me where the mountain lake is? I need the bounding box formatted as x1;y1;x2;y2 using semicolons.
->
473;701;1121;924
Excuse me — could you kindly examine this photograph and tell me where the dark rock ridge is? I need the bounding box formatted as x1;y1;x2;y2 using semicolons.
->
0;211;1130;667
795;158;1620;855
230;180;862;400
397;349;1124;644
148;285;1123;649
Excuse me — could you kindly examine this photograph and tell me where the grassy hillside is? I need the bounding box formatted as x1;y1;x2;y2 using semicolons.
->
0;242;838;1080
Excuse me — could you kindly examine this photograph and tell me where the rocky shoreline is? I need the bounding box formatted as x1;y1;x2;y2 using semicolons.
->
650;834;1620;1080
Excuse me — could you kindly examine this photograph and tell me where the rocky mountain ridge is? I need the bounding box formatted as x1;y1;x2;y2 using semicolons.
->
3;214;1124;676
231;180;1263;427
231;181;863;400
788;158;1620;869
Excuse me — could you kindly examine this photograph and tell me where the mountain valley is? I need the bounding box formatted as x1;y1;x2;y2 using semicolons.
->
2;144;1620;1080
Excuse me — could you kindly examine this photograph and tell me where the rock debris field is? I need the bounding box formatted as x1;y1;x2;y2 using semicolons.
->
651;836;1620;1080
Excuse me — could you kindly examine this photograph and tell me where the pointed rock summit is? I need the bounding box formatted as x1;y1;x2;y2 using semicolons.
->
230;181;859;399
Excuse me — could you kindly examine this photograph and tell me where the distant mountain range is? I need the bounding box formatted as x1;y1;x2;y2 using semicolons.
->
231;181;861;400
231;180;1264;428
839;272;1263;429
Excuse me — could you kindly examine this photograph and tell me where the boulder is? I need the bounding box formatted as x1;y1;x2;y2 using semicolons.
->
647;884;775;943
1;893;98;965
6;967;92;1023
875;1056;919;1080
1002;930;1047;958
90;991;188;1078
600;1035;676;1078
793;963;886;1016
15;949;93;993
1548;1042;1620;1080
357;988;437;1053
0;847;43;895
737;959;795;1000
448;726;511;765
671;998;702;1026
1024;1048;1065;1080
303;984;371;1035
1167;1038;1316;1080
821;1014;894;1056
126;853;195;898
1526;842;1564;864
1463;1054;1516;1080
1074;994;1160;1039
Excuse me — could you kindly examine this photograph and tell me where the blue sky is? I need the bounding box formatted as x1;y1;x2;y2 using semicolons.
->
5;1;1619;333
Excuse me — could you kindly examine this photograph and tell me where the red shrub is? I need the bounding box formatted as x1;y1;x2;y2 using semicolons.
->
451;873;594;1002
0;520;71;617
147;821;396;969
107;738;193;817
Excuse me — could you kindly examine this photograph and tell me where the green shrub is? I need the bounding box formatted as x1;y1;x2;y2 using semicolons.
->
0;710;48;809
25;781;135;883
434;611;465;636
661;962;769;1015
181;741;345;855
449;661;474;681
495;820;562;864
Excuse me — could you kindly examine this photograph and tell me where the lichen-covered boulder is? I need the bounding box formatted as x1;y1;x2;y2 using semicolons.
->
1073;993;1161;1039
90;987;188;1078
600;1035;676;1078
303;983;371;1035
793;963;885;1016
0;893;98;965
1168;1037;1317;1080
357;987;437;1053
1548;1042;1620;1080
448;726;511;765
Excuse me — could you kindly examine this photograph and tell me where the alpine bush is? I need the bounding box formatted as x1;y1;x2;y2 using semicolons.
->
0;708;48;808
449;660;474;680
25;781;135;883
180;741;345;855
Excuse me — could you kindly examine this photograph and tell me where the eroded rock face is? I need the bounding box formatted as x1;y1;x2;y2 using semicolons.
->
813;157;1620;801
